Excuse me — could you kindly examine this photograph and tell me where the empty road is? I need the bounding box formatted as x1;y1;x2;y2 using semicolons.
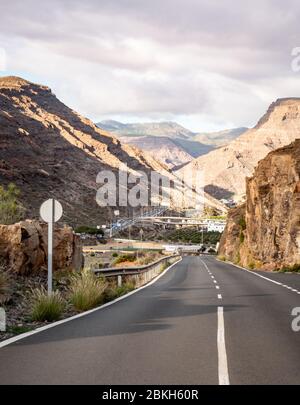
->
0;256;299;384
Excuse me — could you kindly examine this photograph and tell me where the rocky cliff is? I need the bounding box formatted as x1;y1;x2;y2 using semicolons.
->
219;139;300;270
178;98;300;201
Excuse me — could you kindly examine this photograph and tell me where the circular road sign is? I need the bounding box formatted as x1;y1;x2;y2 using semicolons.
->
40;199;63;223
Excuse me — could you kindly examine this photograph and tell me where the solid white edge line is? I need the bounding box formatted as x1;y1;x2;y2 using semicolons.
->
0;257;182;349
218;306;230;385
215;258;300;294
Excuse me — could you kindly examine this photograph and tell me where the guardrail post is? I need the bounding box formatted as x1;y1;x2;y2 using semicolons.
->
117;275;122;287
0;307;6;332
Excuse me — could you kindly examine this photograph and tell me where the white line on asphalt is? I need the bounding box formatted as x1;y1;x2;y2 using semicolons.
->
216;285;220;289
217;259;300;295
218;294;222;299
0;258;182;349
218;306;230;385
213;280;217;284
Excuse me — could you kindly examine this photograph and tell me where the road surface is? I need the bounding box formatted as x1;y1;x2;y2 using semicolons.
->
0;256;299;384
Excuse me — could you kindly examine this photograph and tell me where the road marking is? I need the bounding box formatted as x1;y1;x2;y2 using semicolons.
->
218;294;222;299
0;258;182;349
213;280;217;283
216;285;220;289
217;259;300;295
218;306;230;385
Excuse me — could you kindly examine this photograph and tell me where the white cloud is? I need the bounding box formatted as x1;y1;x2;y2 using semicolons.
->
1;0;300;130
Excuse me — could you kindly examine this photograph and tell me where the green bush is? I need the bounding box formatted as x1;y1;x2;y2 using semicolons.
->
238;217;246;230
0;183;25;225
239;231;245;243
75;226;104;236
113;253;136;265
69;270;106;311
112;252;118;257
30;288;65;322
279;263;300;273
103;282;135;302
0;270;12;305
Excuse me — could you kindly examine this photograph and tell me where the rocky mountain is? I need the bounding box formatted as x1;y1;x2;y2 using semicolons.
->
177;98;300;201
0;76;225;226
97;120;214;168
193;127;248;148
118;136;193;168
98;120;194;139
0;77;175;226
219;139;300;270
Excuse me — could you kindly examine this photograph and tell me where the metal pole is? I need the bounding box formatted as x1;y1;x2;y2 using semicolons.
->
48;199;54;296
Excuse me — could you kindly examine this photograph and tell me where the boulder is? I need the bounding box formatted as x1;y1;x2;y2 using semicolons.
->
0;220;82;274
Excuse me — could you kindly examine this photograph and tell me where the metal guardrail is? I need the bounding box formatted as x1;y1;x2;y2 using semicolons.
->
93;254;181;277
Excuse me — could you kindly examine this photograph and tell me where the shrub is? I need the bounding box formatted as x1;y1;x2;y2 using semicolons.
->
239;231;245;243
103;281;135;302
0;183;25;225
30;288;65;322
0;270;12;305
75;226;104;236
112;252;118;257
238;217;246;230
69;270;106;311
113;253;136;265
280;263;300;273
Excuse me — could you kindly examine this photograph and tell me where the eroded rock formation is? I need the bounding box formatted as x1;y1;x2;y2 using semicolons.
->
219;139;300;270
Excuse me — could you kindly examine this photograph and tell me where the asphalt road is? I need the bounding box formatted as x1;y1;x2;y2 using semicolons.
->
0;256;299;385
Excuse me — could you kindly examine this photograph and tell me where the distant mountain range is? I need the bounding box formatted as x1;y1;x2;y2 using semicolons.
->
177;98;300;201
97;120;245;168
194;127;248;147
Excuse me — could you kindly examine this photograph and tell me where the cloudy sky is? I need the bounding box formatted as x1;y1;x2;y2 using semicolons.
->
1;0;300;131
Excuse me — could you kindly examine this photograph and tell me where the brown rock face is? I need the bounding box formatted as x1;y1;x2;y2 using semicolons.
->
178;98;300;201
0;220;82;274
0;76;172;226
218;204;246;263
219;139;300;270
0;76;224;223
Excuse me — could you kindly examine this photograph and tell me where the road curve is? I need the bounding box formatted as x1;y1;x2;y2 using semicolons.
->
0;256;299;385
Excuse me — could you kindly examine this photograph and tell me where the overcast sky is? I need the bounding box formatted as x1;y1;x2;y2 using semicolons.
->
1;0;300;131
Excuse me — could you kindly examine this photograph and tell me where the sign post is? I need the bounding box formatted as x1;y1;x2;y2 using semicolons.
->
40;199;63;296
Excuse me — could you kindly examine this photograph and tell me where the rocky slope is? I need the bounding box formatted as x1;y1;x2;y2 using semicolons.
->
193;127;248;148
97;120;194;139
117;135;193;168
0;76;224;226
178;98;300;200
97;120;214;167
219;139;300;270
0;77;175;226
